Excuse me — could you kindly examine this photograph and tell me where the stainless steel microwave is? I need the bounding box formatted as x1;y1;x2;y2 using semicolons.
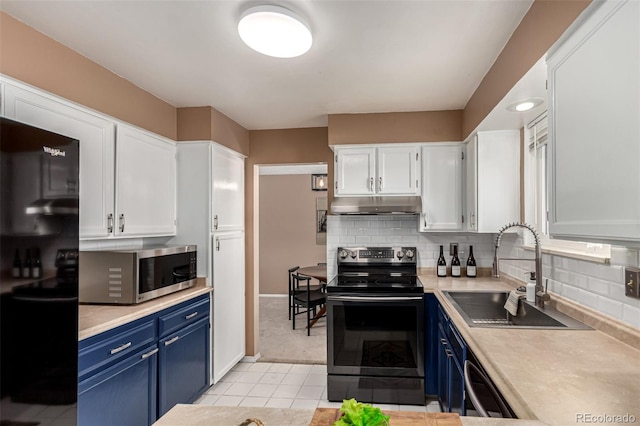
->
79;245;197;304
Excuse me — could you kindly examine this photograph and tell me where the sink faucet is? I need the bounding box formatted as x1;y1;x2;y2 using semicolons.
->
492;222;550;308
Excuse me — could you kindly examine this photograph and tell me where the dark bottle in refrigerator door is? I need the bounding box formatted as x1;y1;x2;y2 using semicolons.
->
12;249;22;278
22;248;32;279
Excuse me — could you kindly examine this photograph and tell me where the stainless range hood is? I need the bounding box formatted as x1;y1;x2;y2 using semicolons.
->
330;196;422;215
26;197;79;215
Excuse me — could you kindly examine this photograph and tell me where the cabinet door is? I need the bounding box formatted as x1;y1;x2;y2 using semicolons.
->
377;146;420;195
465;137;477;231
159;317;210;417
437;325;450;412
78;345;158;426
116;124;176;236
420;145;462;231
449;357;465;416
212;231;245;383
547;0;640;243
2;83;115;238
335;147;376;196
211;146;244;232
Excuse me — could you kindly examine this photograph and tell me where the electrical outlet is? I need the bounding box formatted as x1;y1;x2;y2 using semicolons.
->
625;267;640;298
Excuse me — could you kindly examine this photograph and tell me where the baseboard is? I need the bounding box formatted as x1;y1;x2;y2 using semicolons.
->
242;353;262;363
259;294;288;298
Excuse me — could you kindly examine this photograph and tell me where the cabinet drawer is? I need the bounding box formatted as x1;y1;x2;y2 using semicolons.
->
159;295;210;338
79;317;156;379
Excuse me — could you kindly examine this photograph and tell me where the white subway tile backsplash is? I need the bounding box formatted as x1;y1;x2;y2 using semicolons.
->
577;289;599;311
598;297;624;319
623;305;640;329
586;276;612;296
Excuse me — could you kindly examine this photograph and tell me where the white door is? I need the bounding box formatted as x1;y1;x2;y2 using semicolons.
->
335;147;375;196
211;146;245;232
115;124;176;236
420;145;462;231
2;83;115;238
212;231;245;383
377;146;420;195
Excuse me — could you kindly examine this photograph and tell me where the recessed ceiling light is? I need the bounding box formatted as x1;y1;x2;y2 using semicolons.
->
238;5;312;58
507;97;544;112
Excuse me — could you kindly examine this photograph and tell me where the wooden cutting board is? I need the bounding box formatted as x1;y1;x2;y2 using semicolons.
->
310;408;462;426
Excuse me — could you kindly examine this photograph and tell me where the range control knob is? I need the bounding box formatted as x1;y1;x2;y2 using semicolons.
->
350;250;357;259
396;250;405;260
405;249;415;259
339;249;349;259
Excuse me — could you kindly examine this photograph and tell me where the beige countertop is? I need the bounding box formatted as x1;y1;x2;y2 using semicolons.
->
420;274;640;426
79;284;212;340
153;405;547;425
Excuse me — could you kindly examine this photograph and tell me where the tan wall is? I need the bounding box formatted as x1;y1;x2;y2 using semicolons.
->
259;174;327;295
245;127;330;355
0;12;177;139
462;0;591;138
177;106;250;156
328;110;463;145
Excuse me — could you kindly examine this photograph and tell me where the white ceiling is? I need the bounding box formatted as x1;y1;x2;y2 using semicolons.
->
1;0;540;131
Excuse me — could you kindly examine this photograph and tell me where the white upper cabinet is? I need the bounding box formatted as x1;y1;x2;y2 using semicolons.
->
334;145;420;196
211;145;245;232
115;124;176;237
547;0;640;245
465;130;520;233
1;82;116;238
419;144;463;231
1;79;178;239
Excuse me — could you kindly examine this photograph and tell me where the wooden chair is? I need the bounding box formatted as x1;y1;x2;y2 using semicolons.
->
291;274;326;336
288;266;321;320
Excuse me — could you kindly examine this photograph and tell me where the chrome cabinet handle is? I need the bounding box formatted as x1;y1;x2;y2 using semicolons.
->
185;312;198;320
107;213;114;233
379;176;383;191
164;336;180;346
119;213;125;233
110;341;132;355
141;348;159;359
214;214;218;230
369;177;373;192
440;338;447;345
216;238;220;251
445;349;453;357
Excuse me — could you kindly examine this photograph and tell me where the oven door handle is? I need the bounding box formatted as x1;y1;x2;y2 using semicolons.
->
327;295;423;302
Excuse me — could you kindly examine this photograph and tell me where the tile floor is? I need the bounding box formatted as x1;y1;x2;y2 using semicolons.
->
195;361;441;413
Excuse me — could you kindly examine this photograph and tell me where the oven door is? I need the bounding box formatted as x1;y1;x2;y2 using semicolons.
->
327;294;424;378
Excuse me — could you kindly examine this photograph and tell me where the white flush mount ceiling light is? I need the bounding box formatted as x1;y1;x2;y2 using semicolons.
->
507;97;544;112
238;5;312;58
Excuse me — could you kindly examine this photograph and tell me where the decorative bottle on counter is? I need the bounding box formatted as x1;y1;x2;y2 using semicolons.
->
32;248;41;279
437;245;447;277
12;249;22;278
466;245;477;278
451;245;461;278
22;248;32;279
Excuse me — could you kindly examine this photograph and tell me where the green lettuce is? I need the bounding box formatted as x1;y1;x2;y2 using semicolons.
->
333;398;390;426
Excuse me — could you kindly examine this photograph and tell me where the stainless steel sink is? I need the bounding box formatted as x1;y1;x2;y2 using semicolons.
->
442;291;591;329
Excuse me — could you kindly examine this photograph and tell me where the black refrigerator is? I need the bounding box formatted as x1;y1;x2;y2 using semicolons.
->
0;117;79;425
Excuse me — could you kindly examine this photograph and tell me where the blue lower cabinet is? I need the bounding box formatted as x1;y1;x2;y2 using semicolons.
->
78;294;211;426
158;317;210;417
78;345;158;426
435;299;467;415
